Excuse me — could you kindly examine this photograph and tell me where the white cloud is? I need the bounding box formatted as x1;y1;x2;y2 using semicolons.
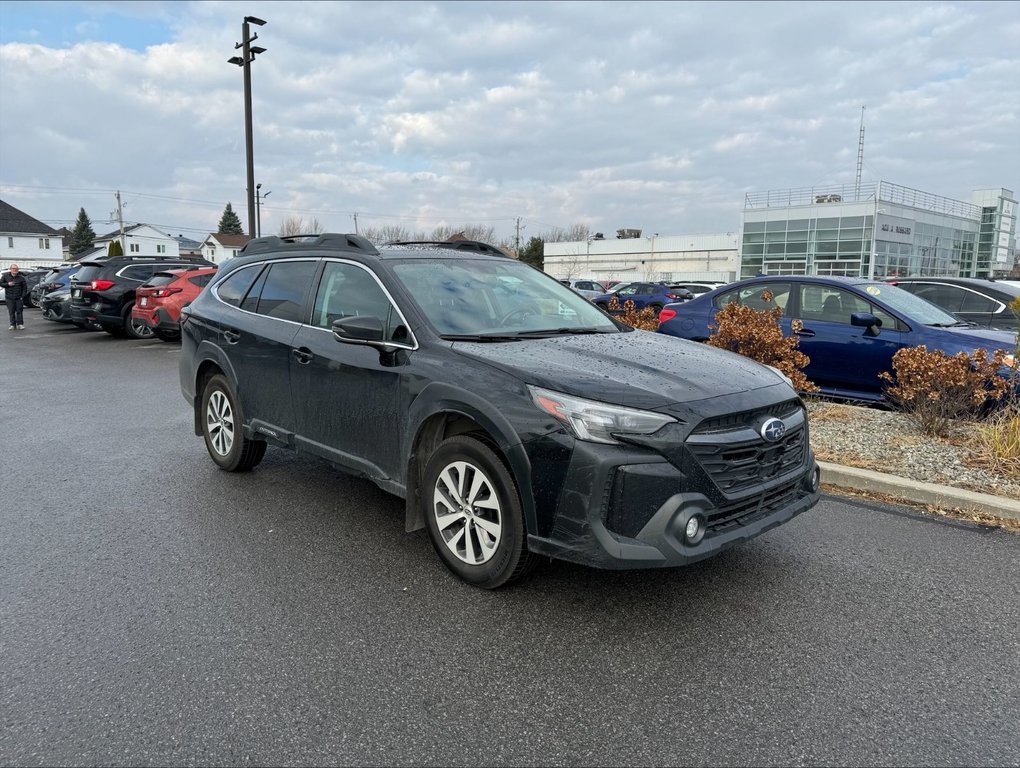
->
0;0;1017;243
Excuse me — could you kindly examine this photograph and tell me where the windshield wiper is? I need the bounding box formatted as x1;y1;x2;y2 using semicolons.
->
506;327;619;337
441;333;526;342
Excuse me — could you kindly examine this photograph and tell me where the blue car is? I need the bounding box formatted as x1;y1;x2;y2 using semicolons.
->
592;281;692;315
657;275;1018;403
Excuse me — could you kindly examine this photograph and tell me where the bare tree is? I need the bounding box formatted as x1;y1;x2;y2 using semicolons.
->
278;216;324;237
541;223;591;243
361;225;413;245
429;224;497;243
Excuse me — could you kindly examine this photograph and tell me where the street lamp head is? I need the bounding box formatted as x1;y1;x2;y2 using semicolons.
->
256;183;262;190
227;56;245;66
245;15;267;25
249;46;267;55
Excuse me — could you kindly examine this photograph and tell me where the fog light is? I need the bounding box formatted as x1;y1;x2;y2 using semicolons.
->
684;515;705;545
809;465;821;493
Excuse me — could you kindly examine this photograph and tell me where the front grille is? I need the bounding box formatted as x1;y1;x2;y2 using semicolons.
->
693;399;801;435
688;427;805;493
706;479;802;533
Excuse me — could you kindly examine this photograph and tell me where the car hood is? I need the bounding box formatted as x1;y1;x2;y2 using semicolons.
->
934;325;1018;348
450;330;787;410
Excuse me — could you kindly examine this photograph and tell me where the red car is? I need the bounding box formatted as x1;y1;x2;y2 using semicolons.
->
132;267;217;341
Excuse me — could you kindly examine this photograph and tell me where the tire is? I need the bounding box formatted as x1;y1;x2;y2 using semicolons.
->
422;435;533;589
125;305;154;339
648;303;663;315
154;328;181;342
201;374;266;472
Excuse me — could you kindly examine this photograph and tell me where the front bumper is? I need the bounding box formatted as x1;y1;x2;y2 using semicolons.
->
523;406;820;569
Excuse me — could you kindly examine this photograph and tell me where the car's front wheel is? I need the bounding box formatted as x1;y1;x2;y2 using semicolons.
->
422;435;533;589
201;374;266;472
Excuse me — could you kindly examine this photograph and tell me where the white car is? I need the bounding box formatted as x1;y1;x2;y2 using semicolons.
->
559;279;608;300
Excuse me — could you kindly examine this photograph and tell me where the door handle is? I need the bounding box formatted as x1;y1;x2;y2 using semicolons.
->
796;329;816;337
223;329;241;344
292;347;313;364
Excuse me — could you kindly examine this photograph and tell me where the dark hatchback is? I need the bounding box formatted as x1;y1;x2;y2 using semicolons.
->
887;277;1020;331
180;234;820;588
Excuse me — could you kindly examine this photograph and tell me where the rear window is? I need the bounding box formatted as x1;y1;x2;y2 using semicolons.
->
119;265;154;281
73;265;105;284
143;274;178;288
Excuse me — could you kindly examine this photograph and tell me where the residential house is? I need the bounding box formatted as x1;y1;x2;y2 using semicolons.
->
0;199;65;270
173;234;205;258
203;233;250;264
92;224;181;259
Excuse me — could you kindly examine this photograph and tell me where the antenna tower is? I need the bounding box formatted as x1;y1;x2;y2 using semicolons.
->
855;105;866;201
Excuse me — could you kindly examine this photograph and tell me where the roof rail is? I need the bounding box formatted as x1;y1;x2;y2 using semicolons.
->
241;233;380;256
385;239;510;257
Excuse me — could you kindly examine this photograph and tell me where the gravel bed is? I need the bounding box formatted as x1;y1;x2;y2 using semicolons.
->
805;400;1020;501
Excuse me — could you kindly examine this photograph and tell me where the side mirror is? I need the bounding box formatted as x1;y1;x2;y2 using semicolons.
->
851;312;882;336
332;315;385;344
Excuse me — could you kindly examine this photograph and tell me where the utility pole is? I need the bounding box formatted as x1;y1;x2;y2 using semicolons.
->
116;190;125;254
514;217;523;256
352;212;359;234
228;16;267;238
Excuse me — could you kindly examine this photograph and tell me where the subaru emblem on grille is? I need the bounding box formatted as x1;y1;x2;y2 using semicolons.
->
761;417;787;442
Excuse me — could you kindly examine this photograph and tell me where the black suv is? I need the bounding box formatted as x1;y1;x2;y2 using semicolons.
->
179;234;820;588
888;277;1020;331
70;255;215;338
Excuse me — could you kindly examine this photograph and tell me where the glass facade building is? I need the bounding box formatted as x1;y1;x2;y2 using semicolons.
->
739;182;1016;280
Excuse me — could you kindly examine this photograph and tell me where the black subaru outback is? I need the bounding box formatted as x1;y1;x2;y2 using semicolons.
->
179;234;819;588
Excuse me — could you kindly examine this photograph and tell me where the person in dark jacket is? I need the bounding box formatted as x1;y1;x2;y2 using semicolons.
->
2;263;28;329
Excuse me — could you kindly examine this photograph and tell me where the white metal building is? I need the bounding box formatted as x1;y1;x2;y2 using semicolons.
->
544;233;738;284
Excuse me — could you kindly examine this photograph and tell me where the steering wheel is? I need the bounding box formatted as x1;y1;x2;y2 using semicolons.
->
498;307;534;326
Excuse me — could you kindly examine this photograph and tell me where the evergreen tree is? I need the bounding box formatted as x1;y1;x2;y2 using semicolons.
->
107;240;124;257
69;208;96;257
217;202;244;235
519;236;544;270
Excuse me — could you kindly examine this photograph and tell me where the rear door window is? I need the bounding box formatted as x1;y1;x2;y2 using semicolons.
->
252;261;318;322
716;282;791;312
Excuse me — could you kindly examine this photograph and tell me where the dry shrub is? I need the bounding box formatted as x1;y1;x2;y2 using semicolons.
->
705;291;818;393
607;295;660;331
879;345;1012;437
969;403;1020;480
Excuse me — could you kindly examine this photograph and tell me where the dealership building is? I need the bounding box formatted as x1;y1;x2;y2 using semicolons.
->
738;182;1016;280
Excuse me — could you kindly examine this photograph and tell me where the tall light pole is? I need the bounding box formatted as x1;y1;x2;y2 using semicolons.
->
228;15;267;238
256;185;271;237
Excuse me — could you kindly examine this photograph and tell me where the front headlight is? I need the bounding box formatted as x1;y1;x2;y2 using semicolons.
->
529;386;677;445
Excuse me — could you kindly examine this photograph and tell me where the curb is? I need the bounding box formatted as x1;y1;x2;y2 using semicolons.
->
818;461;1020;522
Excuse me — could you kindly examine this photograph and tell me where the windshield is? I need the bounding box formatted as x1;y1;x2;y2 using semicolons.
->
391;258;621;337
859;282;963;325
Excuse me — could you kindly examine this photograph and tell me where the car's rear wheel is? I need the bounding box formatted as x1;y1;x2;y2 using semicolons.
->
201;374;266;472
648;303;663;315
422;435;532;589
125;305;154;339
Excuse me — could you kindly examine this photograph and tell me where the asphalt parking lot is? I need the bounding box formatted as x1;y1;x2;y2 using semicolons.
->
2;321;1019;767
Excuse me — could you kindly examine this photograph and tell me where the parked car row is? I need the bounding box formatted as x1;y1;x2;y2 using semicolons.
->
28;255;216;338
656;275;1018;404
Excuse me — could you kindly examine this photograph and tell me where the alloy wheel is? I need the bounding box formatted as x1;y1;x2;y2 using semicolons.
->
206;390;234;457
432;460;503;565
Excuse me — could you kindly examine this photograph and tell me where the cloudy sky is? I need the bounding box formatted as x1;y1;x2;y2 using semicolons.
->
1;0;1017;245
